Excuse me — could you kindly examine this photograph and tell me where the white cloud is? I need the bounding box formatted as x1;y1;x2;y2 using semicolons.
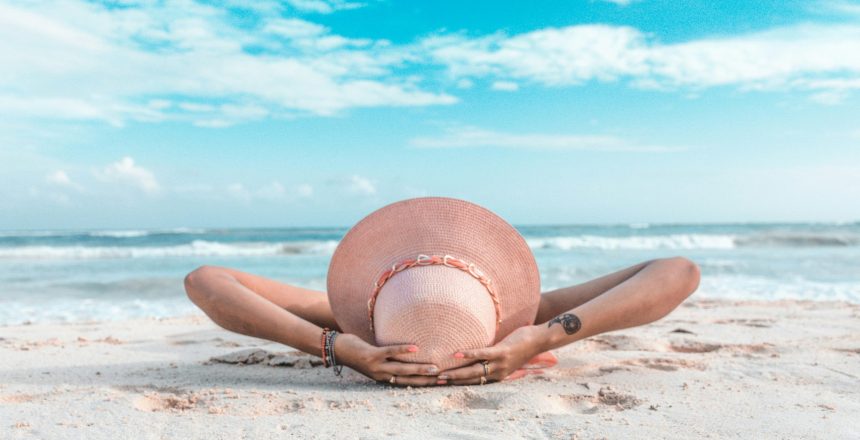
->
797;77;860;104
423;23;860;100
284;0;365;14
824;0;860;16
296;183;314;197
46;170;71;186
491;81;519;91
345;174;376;195
809;90;848;105
0;96;125;126
595;0;636;5
3;0;859;132
45;170;84;191
409;126;684;152
261;18;372;50
262;18;327;38
227;183;251;201
0;1;455;127
455;78;474;89
95;157;161;195
423;25;648;86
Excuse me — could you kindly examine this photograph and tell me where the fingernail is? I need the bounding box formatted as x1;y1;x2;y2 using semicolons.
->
408;346;419;352
427;366;438;374
453;352;464;359
436;379;447;385
437;374;449;380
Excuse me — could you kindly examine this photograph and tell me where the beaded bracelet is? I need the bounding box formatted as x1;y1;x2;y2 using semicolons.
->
320;327;330;368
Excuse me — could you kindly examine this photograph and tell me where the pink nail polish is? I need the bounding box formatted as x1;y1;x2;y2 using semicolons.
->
453;352;464;359
408;346;418;353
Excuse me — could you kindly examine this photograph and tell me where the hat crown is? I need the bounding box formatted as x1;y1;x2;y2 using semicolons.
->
373;264;497;371
326;196;542;371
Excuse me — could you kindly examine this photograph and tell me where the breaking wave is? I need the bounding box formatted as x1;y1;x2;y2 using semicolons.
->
526;232;859;250
0;240;340;259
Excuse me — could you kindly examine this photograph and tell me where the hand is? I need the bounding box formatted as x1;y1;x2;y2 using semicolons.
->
333;333;442;387
437;325;545;385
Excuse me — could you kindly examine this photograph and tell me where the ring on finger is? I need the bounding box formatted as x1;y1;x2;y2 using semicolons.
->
480;376;487;385
481;360;490;376
389;375;397;384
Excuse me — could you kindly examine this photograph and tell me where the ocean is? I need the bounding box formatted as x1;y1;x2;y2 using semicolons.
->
0;223;858;325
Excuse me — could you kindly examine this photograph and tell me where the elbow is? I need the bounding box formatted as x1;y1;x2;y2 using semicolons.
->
664;256;701;298
184;265;221;304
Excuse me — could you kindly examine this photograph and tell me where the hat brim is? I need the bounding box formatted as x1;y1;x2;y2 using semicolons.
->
326;196;541;346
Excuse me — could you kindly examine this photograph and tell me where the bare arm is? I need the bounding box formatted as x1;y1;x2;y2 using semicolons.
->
535;260;653;324
184;265;333;354
538;256;701;350
440;257;701;385
183;265;442;386
186;265;339;331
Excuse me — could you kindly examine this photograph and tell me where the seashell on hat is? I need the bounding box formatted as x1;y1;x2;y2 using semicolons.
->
326;196;541;371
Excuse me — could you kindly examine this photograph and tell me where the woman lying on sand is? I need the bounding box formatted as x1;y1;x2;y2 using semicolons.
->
184;197;700;387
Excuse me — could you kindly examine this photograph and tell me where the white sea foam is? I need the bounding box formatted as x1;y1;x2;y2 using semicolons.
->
0;227;208;238
3;223;857;325
0;240;340;259
0;297;201;326
87;228;209;237
628;223;650;229
696;276;860;303
89;230;151;238
526;234;738;250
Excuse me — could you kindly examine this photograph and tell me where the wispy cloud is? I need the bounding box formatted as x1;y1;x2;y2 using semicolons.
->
93;157;161;195
346;174;377;195
594;0;637;6
409;126;684;152
423;23;860;101
45;170;84;191
823;0;860;16
325;174;377;196
284;0;366;14
2;0;859;132
490;81;519;91
296;183;315;197
0;1;455;127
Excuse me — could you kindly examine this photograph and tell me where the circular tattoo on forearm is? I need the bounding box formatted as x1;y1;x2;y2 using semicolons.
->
548;313;582;335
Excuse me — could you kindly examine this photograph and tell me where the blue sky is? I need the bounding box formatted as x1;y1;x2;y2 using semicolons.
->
1;0;859;229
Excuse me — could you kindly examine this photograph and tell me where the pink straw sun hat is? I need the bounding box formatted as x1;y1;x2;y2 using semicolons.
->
326;196;541;371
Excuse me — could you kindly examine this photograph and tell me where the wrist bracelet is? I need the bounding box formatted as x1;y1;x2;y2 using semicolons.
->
326;330;343;376
320;327;330;368
320;328;343;376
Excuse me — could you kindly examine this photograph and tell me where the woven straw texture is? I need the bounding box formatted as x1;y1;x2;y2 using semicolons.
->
326;196;541;370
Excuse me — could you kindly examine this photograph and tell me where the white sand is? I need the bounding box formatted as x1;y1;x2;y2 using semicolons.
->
1;299;858;439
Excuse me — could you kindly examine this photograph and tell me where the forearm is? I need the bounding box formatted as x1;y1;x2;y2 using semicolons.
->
213;266;335;328
534;257;701;351
535;260;652;324
185;269;322;355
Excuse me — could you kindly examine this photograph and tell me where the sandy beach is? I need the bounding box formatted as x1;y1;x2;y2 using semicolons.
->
1;298;858;439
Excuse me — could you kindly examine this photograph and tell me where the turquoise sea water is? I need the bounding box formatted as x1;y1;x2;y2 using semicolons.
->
0;223;858;325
